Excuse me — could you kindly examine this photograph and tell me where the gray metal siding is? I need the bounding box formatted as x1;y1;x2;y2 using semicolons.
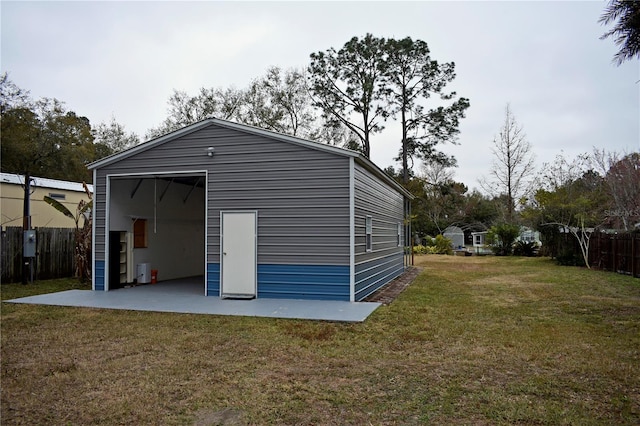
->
93;124;351;267
353;164;405;300
93;176;107;261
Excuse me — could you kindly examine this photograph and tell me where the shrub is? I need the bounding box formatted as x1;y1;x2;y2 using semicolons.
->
486;223;520;256
433;234;454;255
412;244;429;254
424;236;436;247
412;235;453;255
556;248;585;266
513;240;540;257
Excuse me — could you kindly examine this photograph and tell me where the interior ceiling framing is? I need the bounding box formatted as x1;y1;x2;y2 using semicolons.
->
126;175;205;202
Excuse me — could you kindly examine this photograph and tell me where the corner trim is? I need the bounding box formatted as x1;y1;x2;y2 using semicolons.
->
349;157;355;302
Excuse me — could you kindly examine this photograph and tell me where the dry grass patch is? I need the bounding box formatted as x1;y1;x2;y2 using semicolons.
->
2;256;639;425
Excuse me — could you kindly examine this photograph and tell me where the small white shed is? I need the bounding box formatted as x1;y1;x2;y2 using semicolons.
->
443;226;465;249
471;231;492;254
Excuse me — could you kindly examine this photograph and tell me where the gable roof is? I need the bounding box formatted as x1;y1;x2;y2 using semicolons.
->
88;118;413;199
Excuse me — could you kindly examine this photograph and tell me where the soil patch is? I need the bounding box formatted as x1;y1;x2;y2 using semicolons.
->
363;266;422;305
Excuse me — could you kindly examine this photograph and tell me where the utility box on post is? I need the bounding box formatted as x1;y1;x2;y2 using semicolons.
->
23;230;36;258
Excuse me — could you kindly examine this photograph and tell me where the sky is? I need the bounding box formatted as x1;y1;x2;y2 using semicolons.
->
1;1;639;191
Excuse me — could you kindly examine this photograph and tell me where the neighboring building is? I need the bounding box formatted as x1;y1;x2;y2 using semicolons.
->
0;173;93;229
471;231;491;254
518;227;542;245
88;118;413;301
443;225;465;249
471;227;542;255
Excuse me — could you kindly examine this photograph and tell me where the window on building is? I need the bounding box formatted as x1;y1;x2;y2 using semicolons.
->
475;235;482;245
48;193;66;200
366;216;372;252
133;219;147;248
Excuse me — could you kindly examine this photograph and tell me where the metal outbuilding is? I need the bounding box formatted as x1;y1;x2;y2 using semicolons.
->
88;118;413;302
443;225;465;249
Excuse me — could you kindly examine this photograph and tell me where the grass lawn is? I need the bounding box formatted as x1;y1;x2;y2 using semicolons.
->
1;256;639;425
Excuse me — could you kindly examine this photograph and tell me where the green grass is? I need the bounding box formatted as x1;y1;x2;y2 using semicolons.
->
1;277;90;300
2;256;639;425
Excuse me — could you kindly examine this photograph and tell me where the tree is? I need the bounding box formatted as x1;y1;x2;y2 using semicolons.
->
307;117;360;150
308;34;389;157
384;37;469;184
530;154;608;268
1;76;100;183
146;86;244;139
591;149;640;231
486;223;520;256
420;159;455;188
93;116;140;155
418;160;467;235
35;100;96;183
241;67;317;137
1;99;96;183
0;74;42;176
0;72;31;114
1;107;43;174
480;104;535;223
462;190;500;231
147;67;321;141
599;0;640;65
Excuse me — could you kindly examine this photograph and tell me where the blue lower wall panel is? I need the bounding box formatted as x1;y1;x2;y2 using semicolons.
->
207;263;220;296
258;264;350;301
354;253;404;301
94;260;105;291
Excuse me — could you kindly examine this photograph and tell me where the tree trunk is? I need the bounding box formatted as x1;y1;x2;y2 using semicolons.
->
402;105;408;185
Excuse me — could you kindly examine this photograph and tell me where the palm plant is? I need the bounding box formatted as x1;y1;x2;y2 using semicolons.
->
43;182;92;282
599;0;640;65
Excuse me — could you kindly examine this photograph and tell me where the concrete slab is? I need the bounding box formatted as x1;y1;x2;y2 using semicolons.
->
5;280;381;322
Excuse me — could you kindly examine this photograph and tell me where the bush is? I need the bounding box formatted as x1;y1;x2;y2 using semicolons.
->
486;223;520;256
412;244;429;254
434;234;454;255
424;236;436;247
556;249;585;266
412;235;453;255
513;240;539;257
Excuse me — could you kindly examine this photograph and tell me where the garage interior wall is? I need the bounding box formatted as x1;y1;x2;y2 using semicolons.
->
109;177;205;282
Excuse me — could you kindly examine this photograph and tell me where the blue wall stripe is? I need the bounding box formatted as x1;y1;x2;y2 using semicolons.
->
95;260;105;291
355;265;404;300
355;255;401;277
98;259;400;302
354;252;404;301
207;263;220;297
258;264;350;301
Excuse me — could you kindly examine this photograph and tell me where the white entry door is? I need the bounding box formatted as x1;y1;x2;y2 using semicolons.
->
221;211;257;298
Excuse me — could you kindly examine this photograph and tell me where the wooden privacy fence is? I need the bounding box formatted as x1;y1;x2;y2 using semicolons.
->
589;232;640;278
1;227;76;283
